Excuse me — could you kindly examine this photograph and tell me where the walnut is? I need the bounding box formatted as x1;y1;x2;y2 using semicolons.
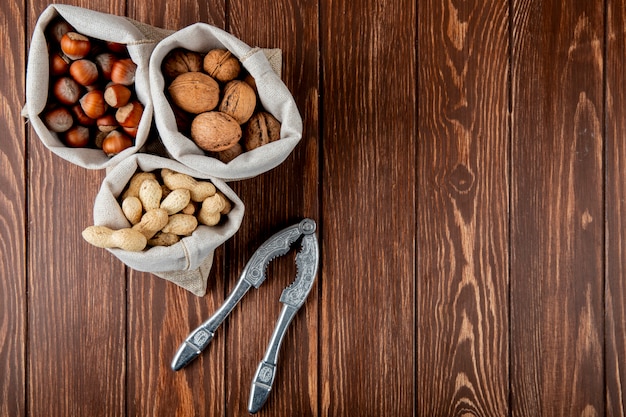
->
168;72;219;114
191;111;242;152
219;80;256;124
203;49;241;82
244;112;281;150
216;142;243;163
162;48;203;79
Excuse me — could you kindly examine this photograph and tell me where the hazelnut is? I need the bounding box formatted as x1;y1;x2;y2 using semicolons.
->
110;58;137;86
43;107;73;133
122;126;138;138
94;130;108;148
69;59;99;86
104;84;131;108
94;53;117;80
79;90;107;119
162;48;203;79
97;114;118;132
102;130;133;156
53;77;81;105
115;100;143;128
191;111;242;152
71;103;96;126
202;49;240;82
64;125;90;148
219;80;256;124
106;41;127;54
46;19;74;43
50;52;70;76
60;32;91;60
168;72;219;114
244;112;281;151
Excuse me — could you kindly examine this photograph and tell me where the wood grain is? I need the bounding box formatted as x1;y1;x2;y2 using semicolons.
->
6;0;626;415
510;1;605;415
606;0;626;414
25;1;127;416
226;0;320;414
123;3;228;416
319;0;415;415
417;0;510;414
0;0;26;416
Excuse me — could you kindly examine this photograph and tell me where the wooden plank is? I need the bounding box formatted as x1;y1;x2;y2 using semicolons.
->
123;3;228;417
510;1;605;415
225;0;320;414
25;1;127;416
606;0;626;414
319;0;415;415
0;0;26;416
417;0;510;414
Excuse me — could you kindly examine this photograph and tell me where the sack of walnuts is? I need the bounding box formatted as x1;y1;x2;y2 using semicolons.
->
149;22;303;181
87;153;244;296
24;4;172;169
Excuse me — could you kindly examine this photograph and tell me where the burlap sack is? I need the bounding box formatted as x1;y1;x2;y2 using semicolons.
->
92;154;244;296
149;23;303;181
24;5;171;169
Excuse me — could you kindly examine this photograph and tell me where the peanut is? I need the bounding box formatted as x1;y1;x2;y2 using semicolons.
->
161;184;171;199
201;194;224;214
160;188;191;215
161;168;216;202
198;210;220;226
82;225;147;252
121;196;143;225
161;214;198;236
217;192;231;215
181;202;196;215
132;208;169;239
122;172;156;199
138;178;162;210
147;232;180;247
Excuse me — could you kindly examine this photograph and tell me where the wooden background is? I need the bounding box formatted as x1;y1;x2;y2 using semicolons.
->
2;0;625;415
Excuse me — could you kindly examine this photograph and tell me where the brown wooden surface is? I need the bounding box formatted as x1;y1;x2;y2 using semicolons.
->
3;0;626;416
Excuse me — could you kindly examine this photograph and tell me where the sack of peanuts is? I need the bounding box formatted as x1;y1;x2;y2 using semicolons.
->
24;4;171;169
86;154;244;296
149;22;303;181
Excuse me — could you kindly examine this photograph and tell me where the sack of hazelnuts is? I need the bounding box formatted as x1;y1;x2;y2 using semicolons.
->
89;154;244;296
24;4;170;169
149;23;303;180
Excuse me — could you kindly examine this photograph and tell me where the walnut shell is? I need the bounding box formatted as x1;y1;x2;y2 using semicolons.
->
203;49;240;82
244;112;281;150
219;80;256;124
168;72;219;114
216;142;243;163
162;48;203;79
191;111;242;152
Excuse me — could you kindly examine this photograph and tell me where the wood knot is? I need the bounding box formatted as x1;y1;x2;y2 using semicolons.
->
581;209;593;230
448;164;475;194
